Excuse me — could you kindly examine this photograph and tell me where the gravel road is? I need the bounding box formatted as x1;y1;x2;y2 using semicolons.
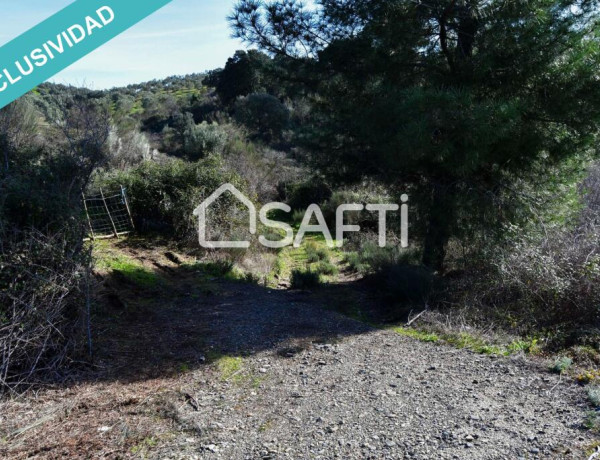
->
145;283;595;460
0;279;595;459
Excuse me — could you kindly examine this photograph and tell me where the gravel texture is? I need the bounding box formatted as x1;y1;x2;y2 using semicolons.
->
0;279;595;459
147;283;594;460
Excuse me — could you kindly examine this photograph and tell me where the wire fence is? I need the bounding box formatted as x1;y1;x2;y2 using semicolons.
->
82;186;135;240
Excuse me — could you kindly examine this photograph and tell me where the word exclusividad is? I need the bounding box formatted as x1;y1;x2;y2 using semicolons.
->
0;6;115;92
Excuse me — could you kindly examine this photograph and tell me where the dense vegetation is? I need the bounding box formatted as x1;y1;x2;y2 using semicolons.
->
1;0;600;392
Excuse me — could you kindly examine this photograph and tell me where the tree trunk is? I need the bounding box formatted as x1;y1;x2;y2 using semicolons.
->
422;182;453;272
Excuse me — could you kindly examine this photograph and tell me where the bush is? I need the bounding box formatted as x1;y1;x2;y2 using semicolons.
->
290;269;321;289
0;93;109;392
493;223;600;328
99;156;247;244
375;263;434;306
107;128;151;170
202;260;235;277
305;241;329;263
316;261;339;276
234;93;289;141
321;186;397;231
550;357;573;374
183;121;227;160
347;239;421;274
0;226;89;393
588;386;600;407
345;252;370;274
286;178;332;211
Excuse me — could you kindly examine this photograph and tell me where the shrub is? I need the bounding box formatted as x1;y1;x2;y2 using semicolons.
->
199;260;235;277
234;93;289;141
290;269;321;289
345;252;370;274
286;178;332;212
550;357;573;374
321;186;396;231
316;261;339;276
292;209;306;225
99;156;247;244
305;241;329;263
347;239;421;274
183;121;227;160
493;223;600;328
376;263;434;305
107;128;151;170
0;226;89;393
588;386;600;407
0;93;109;392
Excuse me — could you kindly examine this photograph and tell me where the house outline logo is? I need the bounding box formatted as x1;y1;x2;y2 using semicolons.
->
193;183;256;248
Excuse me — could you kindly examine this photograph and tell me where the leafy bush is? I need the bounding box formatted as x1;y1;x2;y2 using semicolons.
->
183;121;227;160
107;128;152;170
315;261;339;276
550;357;573;374
100;156;247;244
588;386;600;407
286;178;332;211
0;93;110;392
347;239;421;274
290;269;321;289
234;93;289;141
376;263;434;306
305;241;329;263
197;260;235;277
345;252;370;274
321;186;397;231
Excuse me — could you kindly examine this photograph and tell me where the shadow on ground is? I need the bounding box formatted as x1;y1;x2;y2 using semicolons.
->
88;258;376;385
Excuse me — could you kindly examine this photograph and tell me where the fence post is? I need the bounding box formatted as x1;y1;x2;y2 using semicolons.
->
121;186;136;231
100;188;119;238
82;192;95;241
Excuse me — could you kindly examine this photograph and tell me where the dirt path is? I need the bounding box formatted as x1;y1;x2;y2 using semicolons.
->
0;254;597;459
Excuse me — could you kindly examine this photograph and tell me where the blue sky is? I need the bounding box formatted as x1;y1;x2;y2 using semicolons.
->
0;0;247;89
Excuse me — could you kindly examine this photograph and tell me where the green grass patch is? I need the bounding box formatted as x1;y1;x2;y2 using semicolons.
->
506;338;541;355
215;356;244;381
268;235;343;288
95;250;160;288
212;355;265;386
393;327;541;357
443;332;505;355
394;327;440;343
305;241;330;263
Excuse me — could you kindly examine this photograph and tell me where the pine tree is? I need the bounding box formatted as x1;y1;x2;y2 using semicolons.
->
230;0;600;270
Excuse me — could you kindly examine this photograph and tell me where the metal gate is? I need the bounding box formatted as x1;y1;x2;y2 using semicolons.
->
82;186;135;240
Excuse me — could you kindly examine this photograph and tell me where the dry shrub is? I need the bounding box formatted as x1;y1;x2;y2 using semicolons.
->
0;226;89;394
490;165;600;329
494;225;599;322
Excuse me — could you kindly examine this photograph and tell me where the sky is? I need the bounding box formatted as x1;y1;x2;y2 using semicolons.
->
0;0;247;89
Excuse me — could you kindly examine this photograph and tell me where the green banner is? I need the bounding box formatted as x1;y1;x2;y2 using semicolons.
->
0;0;174;109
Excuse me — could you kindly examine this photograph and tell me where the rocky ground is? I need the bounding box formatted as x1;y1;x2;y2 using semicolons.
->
0;248;597;459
